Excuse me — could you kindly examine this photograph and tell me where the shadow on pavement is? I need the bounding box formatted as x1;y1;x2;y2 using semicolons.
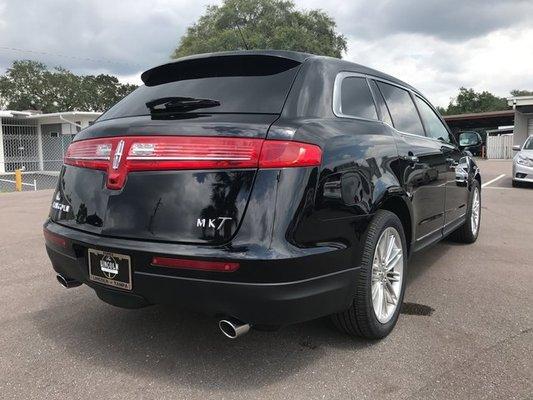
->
30;233;454;389
31;290;375;390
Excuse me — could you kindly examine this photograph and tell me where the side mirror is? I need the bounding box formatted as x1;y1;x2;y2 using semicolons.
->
464;150;473;157
513;145;521;151
458;132;482;148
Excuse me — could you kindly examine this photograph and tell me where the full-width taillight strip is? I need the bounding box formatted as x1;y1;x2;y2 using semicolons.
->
126;136;263;171
64;136;322;189
64;138;114;170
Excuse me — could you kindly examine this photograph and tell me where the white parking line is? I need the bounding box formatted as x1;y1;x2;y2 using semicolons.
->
482;174;506;188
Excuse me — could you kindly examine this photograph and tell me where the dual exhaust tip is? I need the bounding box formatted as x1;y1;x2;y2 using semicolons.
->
57;274;250;339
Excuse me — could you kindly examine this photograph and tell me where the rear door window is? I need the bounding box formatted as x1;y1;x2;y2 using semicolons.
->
369;80;392;126
99;55;301;121
339;77;378;120
414;96;452;143
377;82;424;136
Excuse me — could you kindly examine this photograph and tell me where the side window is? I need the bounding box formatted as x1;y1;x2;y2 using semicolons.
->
369;80;393;126
339;77;378;120
414;96;452;143
377;82;424;136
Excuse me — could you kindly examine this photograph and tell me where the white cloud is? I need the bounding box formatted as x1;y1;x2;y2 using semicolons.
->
0;0;532;107
345;27;533;106
0;0;214;75
116;72;143;86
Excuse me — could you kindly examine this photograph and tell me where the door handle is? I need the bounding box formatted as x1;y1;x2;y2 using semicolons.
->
401;155;419;164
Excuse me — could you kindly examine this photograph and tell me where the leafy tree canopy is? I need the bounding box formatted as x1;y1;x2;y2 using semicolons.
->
172;0;347;59
0;60;137;113
439;87;508;115
510;89;533;97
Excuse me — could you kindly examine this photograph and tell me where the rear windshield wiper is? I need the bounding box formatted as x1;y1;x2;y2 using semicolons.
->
146;97;220;113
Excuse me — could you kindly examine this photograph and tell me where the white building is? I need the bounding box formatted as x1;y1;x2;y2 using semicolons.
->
508;96;533;146
0;110;100;174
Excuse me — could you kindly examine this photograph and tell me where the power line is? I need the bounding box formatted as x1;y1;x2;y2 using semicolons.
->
0;46;144;69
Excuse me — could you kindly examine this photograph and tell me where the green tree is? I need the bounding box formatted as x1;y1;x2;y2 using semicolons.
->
0;60;137;113
440;87;508;115
172;0;347;59
510;89;533;97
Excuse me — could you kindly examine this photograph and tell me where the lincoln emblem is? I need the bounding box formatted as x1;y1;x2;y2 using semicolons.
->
112;140;125;170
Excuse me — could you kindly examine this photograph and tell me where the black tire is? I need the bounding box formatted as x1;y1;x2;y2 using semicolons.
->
331;210;407;339
512;180;520;188
450;180;481;243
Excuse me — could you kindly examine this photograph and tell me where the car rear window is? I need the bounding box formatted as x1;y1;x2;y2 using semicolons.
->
99;55;302;121
377;82;425;136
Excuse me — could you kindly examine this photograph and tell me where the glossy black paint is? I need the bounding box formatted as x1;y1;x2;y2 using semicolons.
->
51;114;278;244
45;51;480;325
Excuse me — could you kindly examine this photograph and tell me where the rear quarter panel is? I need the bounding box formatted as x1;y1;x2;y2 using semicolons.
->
268;117;403;269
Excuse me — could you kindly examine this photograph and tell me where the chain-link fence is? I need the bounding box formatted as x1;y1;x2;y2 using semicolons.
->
0;117;74;193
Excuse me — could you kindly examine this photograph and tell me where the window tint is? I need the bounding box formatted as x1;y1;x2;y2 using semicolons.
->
99;56;301;121
414;96;452;143
340;77;378;120
377;82;424;136
369;80;392;126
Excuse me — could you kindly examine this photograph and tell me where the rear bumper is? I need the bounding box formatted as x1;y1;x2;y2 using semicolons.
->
45;221;358;326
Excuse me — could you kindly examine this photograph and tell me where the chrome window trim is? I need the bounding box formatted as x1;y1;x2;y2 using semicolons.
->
333;71;458;147
332;72;379;122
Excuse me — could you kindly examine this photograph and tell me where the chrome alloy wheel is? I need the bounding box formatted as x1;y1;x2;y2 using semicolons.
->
471;187;480;235
371;227;403;324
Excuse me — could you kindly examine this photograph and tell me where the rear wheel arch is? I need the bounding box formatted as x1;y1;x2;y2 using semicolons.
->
379;195;413;255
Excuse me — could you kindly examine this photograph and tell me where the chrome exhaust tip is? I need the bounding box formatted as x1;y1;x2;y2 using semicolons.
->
218;318;250;339
56;274;82;289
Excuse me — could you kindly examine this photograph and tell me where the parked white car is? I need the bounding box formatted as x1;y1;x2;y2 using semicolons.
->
512;136;533;187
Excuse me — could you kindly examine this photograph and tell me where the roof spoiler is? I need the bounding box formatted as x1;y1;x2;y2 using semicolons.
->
141;54;302;87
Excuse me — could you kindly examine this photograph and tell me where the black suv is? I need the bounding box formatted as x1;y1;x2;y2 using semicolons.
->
44;51;481;339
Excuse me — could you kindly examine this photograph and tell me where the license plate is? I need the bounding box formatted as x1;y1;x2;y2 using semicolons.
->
88;249;132;290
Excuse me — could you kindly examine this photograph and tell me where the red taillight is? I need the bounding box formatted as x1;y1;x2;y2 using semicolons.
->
127;136;263;171
64;136;322;189
43;228;67;247
259;140;322;168
64;138;112;170
151;256;240;272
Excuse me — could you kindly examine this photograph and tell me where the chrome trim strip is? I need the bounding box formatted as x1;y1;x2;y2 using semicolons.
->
67;156;110;160
332;72;380;122
332;71;456;147
416;213;466;242
415;225;443;242
443;213;466;228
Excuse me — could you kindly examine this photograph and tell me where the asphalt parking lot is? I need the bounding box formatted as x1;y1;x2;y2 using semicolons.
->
0;159;531;400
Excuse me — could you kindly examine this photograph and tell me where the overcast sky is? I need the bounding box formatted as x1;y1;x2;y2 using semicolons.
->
0;0;532;106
